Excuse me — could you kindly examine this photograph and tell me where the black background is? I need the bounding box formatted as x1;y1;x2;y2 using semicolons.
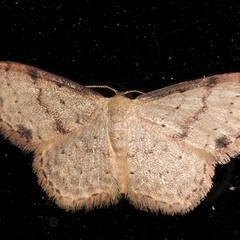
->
1;1;240;239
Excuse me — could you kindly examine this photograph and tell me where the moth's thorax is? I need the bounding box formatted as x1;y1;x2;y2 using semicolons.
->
107;94;133;193
108;94;132;152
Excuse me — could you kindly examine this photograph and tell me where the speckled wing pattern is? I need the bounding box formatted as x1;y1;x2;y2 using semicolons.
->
126;74;240;214
1;61;240;215
0;62;119;210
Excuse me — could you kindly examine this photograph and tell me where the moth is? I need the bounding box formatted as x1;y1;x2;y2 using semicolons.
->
0;61;239;215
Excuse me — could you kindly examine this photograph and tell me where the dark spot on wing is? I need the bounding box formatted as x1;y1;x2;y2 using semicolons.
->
199;178;204;185
36;88;44;106
0;96;3;107
215;135;232;149
16;124;33;142
75;118;80;124
55;189;61;194
92;193;99;196
42;170;47;179
6;122;13;129
40;158;43;167
206;77;218;87
5;64;10;72
48;181;54;187
60;99;65;104
145;195;153;199
203;164;207;174
55;120;67;134
178;127;188;138
186;195;191;200
27;68;39;81
55;82;63;88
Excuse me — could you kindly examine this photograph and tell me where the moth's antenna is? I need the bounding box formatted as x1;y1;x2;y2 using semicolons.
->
86;85;144;96
124;90;144;95
86;85;118;94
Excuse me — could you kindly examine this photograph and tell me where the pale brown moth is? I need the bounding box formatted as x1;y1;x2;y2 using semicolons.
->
0;61;239;214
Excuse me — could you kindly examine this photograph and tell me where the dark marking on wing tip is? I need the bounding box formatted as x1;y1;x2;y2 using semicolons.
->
5;63;11;72
206;77;218;87
215;135;232;149
27;68;39;81
178;89;186;93
16;124;33;142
